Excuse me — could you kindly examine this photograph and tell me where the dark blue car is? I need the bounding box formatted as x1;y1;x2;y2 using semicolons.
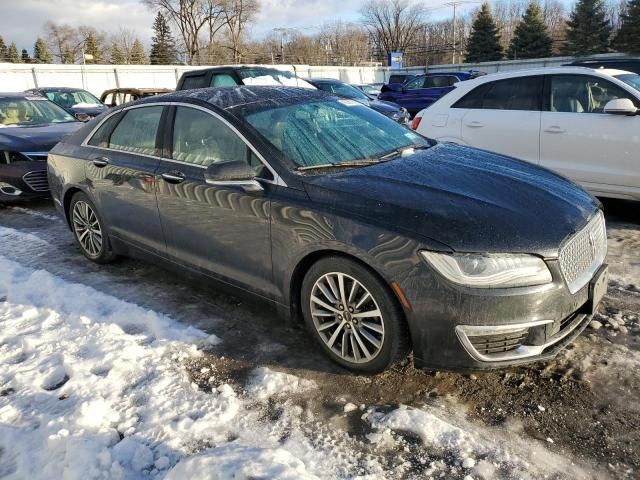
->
378;71;483;116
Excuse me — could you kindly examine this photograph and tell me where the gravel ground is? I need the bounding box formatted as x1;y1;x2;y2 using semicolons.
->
1;198;638;479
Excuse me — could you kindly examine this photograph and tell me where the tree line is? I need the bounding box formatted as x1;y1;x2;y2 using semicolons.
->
1;0;639;67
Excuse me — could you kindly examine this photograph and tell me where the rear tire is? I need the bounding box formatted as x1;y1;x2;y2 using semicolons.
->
301;256;410;373
69;192;116;264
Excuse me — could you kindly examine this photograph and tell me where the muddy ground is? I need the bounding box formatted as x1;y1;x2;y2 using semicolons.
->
1;198;638;479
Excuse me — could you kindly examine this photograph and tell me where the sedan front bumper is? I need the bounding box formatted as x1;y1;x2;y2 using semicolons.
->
398;259;605;371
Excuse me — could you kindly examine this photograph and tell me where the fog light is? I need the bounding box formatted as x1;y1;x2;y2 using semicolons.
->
0;182;22;196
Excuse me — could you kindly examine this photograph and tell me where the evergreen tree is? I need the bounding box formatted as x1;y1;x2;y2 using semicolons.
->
21;48;31;63
150;12;178;65
62;45;75;64
0;35;7;62
614;0;640;53
564;0;611;56
110;41;125;64
508;2;553;59
84;32;102;64
7;42;21;63
130;38;148;64
33;38;53;63
465;3;503;62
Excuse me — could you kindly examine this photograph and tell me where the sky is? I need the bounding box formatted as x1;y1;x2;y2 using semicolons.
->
0;0;477;52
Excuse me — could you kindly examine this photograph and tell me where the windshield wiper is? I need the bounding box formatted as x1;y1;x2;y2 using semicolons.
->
377;143;431;161
296;159;384;171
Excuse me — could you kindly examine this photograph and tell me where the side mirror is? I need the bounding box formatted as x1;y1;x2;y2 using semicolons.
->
204;160;263;192
603;98;638;115
75;112;91;122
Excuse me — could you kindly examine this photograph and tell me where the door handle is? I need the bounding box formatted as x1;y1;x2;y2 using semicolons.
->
466;121;483;128
544;125;566;134
161;171;185;184
92;156;109;168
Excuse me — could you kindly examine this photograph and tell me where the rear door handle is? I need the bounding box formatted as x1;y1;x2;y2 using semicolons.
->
92;156;109;168
161;171;185;184
544;125;566;134
466;121;483;128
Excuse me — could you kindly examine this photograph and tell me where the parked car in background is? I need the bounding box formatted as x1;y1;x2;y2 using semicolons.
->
387;73;416;85
565;57;640;75
379;71;482;116
413;67;640;201
100;88;173;108
353;83;384;98
49;86;606;373
26;87;107;121
0;93;81;202
306;78;410;124
176;66;315;90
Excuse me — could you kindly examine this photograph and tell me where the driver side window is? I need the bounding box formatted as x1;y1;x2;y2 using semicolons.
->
171;107;271;178
550;75;636;114
404;77;424;90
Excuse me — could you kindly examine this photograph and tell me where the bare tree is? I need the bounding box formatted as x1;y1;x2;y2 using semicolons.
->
222;0;260;63
360;0;427;57
43;21;78;63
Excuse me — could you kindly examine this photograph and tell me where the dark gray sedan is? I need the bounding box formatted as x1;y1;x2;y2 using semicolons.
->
48;86;607;373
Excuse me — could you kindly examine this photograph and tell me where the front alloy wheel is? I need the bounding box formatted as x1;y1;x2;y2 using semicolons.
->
310;272;385;364
302;256;409;373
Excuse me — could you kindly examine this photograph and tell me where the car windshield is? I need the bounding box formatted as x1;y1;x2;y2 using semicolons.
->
614;73;640;92
245;99;429;169
45;89;103;108
0;97;76;126
326;82;370;102
239;69;315;89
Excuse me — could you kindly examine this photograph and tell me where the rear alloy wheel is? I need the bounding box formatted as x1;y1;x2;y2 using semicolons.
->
69;192;116;264
302;257;409;373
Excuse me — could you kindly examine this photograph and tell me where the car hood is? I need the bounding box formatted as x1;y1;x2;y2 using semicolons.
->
302;143;599;256
67;105;107;117
0;122;82;152
369;99;402;113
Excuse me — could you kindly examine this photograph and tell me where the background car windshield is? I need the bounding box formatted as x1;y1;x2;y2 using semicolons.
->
0;98;76;126
45;90;102;108
246;100;427;168
239;69;315;89
328;83;370;102
615;74;640;93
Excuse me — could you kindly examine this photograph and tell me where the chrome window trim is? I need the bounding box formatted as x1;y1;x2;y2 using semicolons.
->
81;101;286;187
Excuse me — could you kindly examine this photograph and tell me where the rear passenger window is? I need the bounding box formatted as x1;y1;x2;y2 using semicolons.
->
423;76;457;88
453;77;542;111
108;106;163;156
181;75;207;90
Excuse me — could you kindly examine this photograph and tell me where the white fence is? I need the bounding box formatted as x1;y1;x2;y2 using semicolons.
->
0;53;627;96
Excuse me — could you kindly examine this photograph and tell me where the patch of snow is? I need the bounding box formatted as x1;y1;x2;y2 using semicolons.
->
8;206;59;222
246;367;316;401
343;402;358;413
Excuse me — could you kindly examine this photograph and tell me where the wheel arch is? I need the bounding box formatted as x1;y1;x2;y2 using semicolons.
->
61;186;91;230
288;249;410;334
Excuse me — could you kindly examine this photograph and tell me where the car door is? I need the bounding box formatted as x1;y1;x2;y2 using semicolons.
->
457;75;543;164
155;104;275;296
540;74;640;196
84;105;167;255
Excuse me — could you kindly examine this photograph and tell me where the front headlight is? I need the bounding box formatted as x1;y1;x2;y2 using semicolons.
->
421;251;552;288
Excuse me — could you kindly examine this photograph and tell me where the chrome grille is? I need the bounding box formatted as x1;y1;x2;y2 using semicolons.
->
559;211;606;294
22;171;49;192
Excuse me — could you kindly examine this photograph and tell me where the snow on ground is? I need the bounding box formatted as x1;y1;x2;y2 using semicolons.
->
0;218;620;479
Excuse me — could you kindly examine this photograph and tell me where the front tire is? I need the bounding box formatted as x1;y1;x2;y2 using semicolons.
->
69;192;116;264
301;256;410;373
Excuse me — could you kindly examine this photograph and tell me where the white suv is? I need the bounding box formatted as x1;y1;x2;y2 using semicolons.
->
413;67;640;201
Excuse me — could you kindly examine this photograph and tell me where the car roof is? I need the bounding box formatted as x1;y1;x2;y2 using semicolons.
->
458;66;635;86
0;92;42;100
183;65;291;75
31;87;90;93
136;85;334;111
